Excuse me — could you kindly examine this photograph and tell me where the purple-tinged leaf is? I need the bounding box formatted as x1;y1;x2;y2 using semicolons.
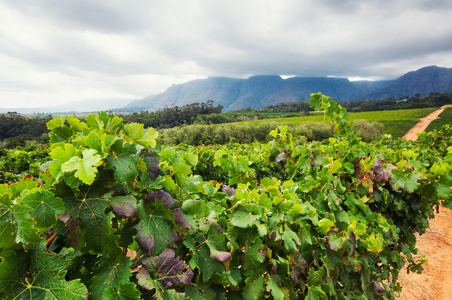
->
353;158;365;179
203;226;231;263
173;208;189;229
136;268;156;291
372;282;386;295
348;232;356;257
215;223;224;233
221;184;236;196
145;190;175;209
326;230;344;251
58;212;71;223
142;249;194;288
143;151;161;177
275;152;287;163
272;262;278;275
135;200;178;255
64;215;82;249
373;158;396;183
211;250;232;263
109;195;138;217
290;250;308;285
135;221;155;253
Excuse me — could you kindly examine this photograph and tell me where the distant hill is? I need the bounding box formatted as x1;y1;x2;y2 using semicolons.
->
126;75;392;112
365;66;452;100
125;65;452;112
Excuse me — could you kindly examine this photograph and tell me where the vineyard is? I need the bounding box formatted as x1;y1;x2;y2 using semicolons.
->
1;93;452;299
236;107;437;139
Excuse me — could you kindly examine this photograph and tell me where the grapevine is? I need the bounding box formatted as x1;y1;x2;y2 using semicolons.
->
0;95;451;299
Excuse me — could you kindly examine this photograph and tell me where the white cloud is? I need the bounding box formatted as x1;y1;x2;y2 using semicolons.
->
0;0;451;108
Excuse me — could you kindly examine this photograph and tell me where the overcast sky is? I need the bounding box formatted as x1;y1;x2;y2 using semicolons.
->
1;0;452;108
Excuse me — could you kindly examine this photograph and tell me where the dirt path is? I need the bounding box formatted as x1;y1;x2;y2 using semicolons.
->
396;208;452;299
402;108;445;141
396;108;452;299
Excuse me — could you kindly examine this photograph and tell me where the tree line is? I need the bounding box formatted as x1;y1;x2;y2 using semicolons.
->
0;113;51;148
118;100;225;129
340;92;452;112
232;92;452;114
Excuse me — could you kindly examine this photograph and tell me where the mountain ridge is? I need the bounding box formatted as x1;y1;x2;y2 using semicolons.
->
128;65;452;112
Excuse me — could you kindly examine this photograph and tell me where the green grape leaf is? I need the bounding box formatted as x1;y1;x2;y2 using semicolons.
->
317;218;335;236
0;206;16;250
243;239;265;270
307;285;327;300
124;123;158;148
231;209;260;228
61;149;103;185
67;115;88;131
183;153;198;167
102;282;141;300
105;115;124;133
142;248;194;289
267;276;285;300
282;227;302;252
185;282;218;300
1;176;38;200
243;273;265;300
88;257;134;299
0;240;88;299
391;169;422;193
307;267;326;287
63;191;121;257
46;116;66;130
437;181;452;200
184;237;225;282
22;188;65;229
107;142;139;182
161;175;177;190
47;117;74;143
49;144;78;177
0;204;41;250
363;233;384;252
86;111;116;130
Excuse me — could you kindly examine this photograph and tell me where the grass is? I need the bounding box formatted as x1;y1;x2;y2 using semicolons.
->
234;107;438;138
425;106;452;132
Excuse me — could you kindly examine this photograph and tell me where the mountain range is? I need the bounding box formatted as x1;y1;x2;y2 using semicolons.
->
2;65;452;114
125;65;452;112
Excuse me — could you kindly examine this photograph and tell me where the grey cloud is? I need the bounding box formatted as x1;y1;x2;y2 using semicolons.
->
0;0;452;108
